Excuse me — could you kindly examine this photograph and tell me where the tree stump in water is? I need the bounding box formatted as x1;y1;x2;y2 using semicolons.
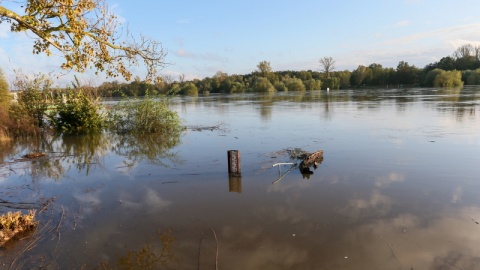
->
299;150;324;178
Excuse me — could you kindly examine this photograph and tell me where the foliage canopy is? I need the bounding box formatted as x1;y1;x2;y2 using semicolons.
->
0;0;167;82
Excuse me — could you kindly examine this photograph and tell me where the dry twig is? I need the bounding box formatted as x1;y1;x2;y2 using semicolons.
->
209;226;219;270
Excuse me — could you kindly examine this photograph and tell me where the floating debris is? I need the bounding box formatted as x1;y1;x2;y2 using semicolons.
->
298;150;324;179
187;122;229;132
22;152;46;159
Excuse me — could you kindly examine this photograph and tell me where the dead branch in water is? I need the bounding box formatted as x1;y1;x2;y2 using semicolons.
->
0;198;37;210
209;226;219;270
53;206;66;254
388;242;402;268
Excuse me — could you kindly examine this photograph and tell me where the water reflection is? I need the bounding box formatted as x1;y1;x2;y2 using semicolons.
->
0;131;182;182
173;87;480;126
228;174;242;193
98;229;176;269
110;132;182;170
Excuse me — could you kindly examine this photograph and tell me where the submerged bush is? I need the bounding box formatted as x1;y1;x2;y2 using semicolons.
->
107;94;183;134
49;90;106;134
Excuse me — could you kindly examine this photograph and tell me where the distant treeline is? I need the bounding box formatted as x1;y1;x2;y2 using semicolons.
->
97;44;480;97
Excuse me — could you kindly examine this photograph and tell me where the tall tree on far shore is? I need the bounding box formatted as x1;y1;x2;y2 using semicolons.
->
257;61;272;75
0;0;167;82
319;57;336;78
351;65;370;86
453;44;480;70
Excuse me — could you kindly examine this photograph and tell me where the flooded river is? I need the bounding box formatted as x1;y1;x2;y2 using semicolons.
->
1;87;480;269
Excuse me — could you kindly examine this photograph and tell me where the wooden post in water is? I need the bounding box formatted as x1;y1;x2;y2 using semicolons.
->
227;150;241;175
227;150;242;193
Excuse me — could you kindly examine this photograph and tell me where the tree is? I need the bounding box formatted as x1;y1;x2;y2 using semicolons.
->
180;82;198;96
437;56;456;71
0;0;166;82
321;77;339;90
367;63;388;85
284;77;305;91
424;68;443;87
453;44;475;59
396;61;421;85
0;68;11;107
319;57;335;78
466;69;480;85
336;70;351;88
433;70;463;88
453;44;480;70
14;72;52;127
257;61;272;75
251;77;275;92
351;65;370;86
304;79;322;90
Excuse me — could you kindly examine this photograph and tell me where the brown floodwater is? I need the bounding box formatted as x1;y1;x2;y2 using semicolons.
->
1;87;480;269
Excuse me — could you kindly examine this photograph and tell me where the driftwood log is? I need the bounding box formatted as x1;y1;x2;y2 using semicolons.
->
299;150;324;178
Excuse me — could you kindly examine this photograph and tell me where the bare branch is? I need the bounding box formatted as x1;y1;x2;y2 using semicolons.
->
319;57;336;78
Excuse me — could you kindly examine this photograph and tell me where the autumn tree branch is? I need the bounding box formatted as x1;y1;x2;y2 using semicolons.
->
0;0;167;82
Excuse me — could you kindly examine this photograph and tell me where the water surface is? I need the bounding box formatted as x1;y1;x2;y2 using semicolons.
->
1;87;480;269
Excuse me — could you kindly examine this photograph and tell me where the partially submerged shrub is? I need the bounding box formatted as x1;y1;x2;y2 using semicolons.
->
0;210;37;247
14;72;53;128
107;94;183;134
49;90;106;134
251;77;275;93
433;70;464;88
6;103;42;137
284;77;306;91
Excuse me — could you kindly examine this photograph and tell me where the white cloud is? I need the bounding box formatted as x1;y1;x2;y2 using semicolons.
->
160;69;199;81
119;188;171;212
74;191;102;219
375;173;405;188
176;19;191;25
384;23;480;47
175;48;228;64
332;22;480;70
451;186;463;203
447;39;480;49
176;48;195;58
340;206;480;269
394;20;412;28
144;188;171;209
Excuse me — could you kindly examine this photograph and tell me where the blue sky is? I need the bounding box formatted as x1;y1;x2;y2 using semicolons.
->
1;0;480;85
